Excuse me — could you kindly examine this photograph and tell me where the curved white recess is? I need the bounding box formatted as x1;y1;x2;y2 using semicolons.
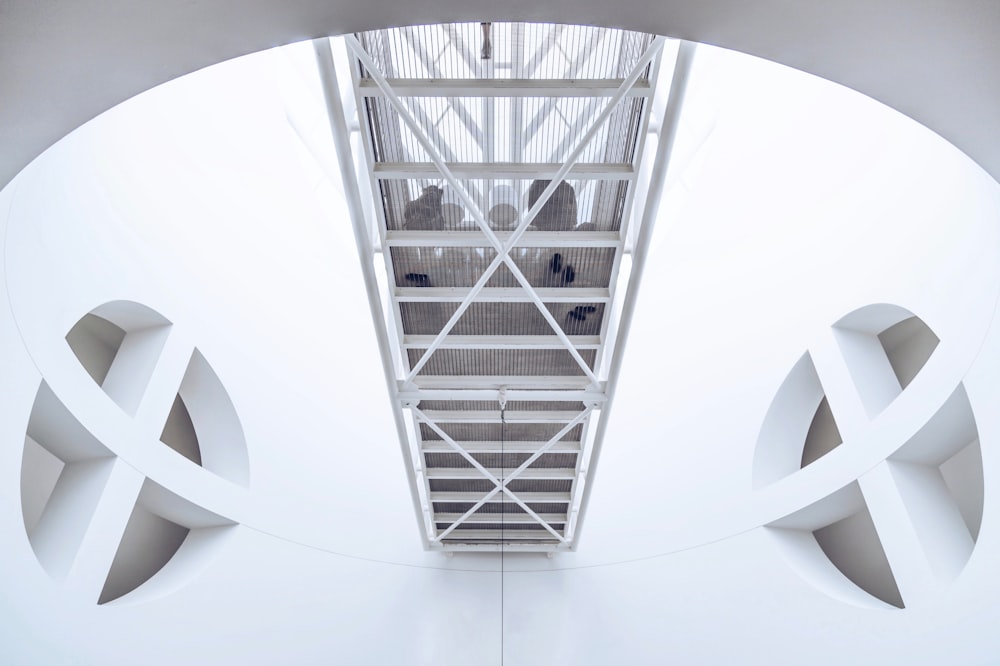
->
1;3;1000;192
2;32;1000;577
3;24;1000;666
21;302;247;604
757;306;982;609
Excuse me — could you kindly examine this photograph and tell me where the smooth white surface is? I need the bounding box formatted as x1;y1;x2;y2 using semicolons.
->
2;39;1000;664
2;2;1000;190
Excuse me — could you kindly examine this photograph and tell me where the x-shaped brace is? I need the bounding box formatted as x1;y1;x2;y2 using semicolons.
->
412;404;595;541
345;35;665;390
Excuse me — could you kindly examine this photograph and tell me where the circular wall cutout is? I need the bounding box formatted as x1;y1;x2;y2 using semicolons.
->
755;304;983;609
21;301;248;605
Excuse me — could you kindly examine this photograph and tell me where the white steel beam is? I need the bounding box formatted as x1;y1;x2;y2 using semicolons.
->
430;493;570;504
422;440;581;453
432;407;592;540
434;542;573;553
357;78;653;97
397;388;607;403
346;33;665;388
419;410;585;423
571;40;698;545
386;230;620;248
437;530;565;540
394;287;610;303
436;513;567;524
414;410;504;486
373;162;634;179
350;34;600;384
593;42;666;375
402;335;602;350
411;406;567;542
499;489;567;542
400;39;665;384
425;468;576;480
429;491;570;503
407;376;602;390
494;407;593;485
313;39;432;544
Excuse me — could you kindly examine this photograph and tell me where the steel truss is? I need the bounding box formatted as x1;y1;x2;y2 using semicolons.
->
315;24;693;551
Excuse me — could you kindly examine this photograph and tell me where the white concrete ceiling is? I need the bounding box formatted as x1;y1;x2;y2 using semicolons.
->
3;27;1000;664
2;2;999;190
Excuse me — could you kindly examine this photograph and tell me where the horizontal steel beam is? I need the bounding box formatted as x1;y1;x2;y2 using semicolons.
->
386;230;621;248
394;287;610;303
421;440;581;453
419;409;586;423
398;388;607;403
425;468;576;480
358;78;652;98
437;530;565;541
408;376;602;390
429;491;571;503
402;335;602;350
373;162;634;179
428;539;575;554
435;513;568;524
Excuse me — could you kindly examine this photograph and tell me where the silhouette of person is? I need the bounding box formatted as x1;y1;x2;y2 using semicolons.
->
404;186;445;231
528;180;578;231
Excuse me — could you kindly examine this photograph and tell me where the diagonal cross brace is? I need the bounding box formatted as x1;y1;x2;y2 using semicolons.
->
348;35;617;385
344;34;665;388
423;405;594;541
411;405;592;543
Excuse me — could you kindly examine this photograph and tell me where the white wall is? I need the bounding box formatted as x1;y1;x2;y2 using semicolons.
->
1;39;1000;664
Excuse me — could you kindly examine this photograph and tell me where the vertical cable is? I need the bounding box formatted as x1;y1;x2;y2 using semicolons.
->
498;387;507;666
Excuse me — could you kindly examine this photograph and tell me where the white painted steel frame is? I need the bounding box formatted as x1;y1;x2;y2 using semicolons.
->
345;33;665;388
332;26;673;551
419;405;594;541
386;231;621;248
402;335;603;350
312;38;434;542
357;78;653;97
372;162;635;179
569;41;698;543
